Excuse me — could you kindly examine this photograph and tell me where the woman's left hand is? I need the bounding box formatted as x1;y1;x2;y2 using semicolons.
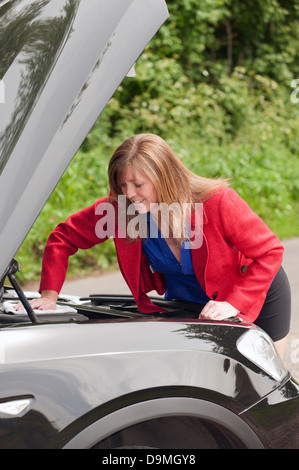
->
199;301;240;320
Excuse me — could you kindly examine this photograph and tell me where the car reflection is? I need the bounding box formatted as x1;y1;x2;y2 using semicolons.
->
0;0;79;173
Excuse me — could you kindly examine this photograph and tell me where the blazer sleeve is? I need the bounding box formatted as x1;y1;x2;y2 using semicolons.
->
39;197;111;294
219;188;284;318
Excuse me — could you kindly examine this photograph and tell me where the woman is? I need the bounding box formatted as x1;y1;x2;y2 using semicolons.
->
16;134;291;357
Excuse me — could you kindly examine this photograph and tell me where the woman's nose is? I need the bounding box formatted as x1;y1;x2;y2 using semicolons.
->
125;184;136;200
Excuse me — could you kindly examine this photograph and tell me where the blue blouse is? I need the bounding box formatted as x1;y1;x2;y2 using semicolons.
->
142;213;210;305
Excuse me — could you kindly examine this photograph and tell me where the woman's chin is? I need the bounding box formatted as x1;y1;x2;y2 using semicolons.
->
133;202;148;213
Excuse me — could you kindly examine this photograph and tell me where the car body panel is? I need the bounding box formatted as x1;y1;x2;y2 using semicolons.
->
0;316;297;448
241;379;299;449
64;397;265;449
0;0;168;280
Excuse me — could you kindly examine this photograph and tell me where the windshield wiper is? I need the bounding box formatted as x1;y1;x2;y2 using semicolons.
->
0;259;38;324
79;295;201;318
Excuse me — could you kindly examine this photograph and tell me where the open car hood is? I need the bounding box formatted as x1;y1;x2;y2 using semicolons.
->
0;0;168;280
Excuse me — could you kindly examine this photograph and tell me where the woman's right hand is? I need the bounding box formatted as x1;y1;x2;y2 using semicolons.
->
14;290;58;312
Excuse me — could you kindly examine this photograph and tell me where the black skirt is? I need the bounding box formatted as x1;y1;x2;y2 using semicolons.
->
254;266;291;342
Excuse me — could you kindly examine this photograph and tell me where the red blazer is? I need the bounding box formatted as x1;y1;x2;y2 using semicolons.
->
40;187;283;323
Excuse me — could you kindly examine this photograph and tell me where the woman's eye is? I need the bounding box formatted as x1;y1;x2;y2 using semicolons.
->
135;184;142;188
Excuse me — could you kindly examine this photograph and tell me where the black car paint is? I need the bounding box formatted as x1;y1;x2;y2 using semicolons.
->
0;311;298;449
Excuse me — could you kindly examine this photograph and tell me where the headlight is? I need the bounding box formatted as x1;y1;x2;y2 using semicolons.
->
0;398;33;417
236;327;288;382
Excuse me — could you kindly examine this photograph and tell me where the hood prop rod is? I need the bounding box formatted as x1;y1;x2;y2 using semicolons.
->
6;259;38;324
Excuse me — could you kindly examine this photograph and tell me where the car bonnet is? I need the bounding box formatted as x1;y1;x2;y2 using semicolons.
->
0;0;168;280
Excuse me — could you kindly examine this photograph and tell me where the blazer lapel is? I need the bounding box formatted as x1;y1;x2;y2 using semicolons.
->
190;205;209;290
114;236;142;300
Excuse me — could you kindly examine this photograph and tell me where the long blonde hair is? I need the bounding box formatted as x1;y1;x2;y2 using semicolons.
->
108;134;229;242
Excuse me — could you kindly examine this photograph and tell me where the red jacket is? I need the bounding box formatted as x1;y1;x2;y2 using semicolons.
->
40;187;284;322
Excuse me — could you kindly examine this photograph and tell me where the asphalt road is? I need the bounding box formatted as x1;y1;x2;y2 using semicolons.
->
61;238;299;381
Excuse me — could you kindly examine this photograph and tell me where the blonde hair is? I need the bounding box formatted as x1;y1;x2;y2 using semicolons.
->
108;134;229;241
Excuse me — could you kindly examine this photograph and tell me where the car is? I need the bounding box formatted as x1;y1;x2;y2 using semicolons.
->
0;0;298;450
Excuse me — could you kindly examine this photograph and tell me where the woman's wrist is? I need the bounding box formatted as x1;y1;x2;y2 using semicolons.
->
41;290;58;302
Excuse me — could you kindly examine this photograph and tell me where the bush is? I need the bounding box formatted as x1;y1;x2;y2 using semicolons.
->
16;0;299;283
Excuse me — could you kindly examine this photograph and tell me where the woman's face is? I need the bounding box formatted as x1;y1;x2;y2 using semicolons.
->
120;167;158;213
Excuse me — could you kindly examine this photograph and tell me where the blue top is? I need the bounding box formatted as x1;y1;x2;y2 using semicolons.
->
142;213;210;305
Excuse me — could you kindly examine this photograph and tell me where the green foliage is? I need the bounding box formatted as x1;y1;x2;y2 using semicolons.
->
153;0;299;84
16;0;299;283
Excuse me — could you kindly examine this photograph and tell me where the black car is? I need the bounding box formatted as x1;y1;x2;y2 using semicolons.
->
0;0;298;450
